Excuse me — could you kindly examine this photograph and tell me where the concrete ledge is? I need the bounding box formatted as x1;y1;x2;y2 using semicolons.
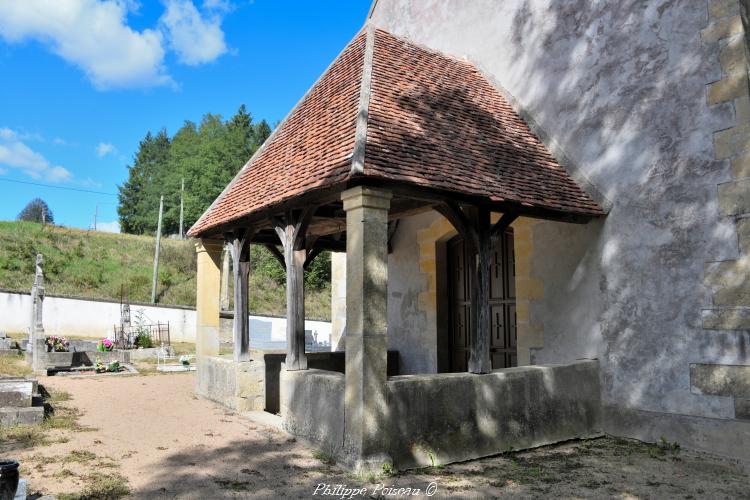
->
196;354;265;412
603;404;750;462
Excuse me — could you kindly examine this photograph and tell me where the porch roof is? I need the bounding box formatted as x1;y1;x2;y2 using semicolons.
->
188;26;604;238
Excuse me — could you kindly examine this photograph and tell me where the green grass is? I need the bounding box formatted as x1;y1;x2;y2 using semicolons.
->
59;472;130;500
0;221;331;319
0;352;32;377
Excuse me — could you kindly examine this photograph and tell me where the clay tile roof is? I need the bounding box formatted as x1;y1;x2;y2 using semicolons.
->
188;27;603;238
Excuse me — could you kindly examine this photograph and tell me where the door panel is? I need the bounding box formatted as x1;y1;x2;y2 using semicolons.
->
447;230;517;371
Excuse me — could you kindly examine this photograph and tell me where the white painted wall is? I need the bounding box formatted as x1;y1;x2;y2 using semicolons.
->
0;290;331;347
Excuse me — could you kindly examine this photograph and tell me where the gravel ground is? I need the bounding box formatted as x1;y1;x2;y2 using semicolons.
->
3;372;748;499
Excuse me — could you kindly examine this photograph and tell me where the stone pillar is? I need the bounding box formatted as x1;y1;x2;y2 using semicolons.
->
342;186;392;470
195;239;223;358
330;252;347;351
220;245;231;311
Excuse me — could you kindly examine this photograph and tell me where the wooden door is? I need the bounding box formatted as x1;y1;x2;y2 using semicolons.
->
447;231;517;371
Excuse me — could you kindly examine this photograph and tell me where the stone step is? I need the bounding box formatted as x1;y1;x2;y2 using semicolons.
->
718;178;750;216
704;259;748;288
714;284;750;306
703;307;750;329
739;217;750;255
0;406;44;426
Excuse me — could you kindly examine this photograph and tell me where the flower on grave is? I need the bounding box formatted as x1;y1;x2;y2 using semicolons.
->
45;336;69;352
97;338;114;352
94;357;106;373
179;355;190;366
106;361;120;372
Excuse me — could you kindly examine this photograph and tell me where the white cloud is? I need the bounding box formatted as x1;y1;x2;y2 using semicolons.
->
0;167;7;175
52;138;67;146
0;128;16;141
96;142;116;157
0;0;171;89
0;127;72;181
160;0;228;66
96;220;121;233
203;0;234;13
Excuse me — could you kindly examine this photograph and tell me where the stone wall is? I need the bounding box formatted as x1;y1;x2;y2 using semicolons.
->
369;0;750;453
0;290;196;342
698;0;750;425
387;360;602;468
279;369;346;457
195;353;266;412
279;360;600;469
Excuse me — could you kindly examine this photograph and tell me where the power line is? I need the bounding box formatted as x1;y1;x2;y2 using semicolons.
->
0;177;117;196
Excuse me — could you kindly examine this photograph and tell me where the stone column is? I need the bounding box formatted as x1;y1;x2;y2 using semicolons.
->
342;186;392;471
195;239;223;358
220;245;231;311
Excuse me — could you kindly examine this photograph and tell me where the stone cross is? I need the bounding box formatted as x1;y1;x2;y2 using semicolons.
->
29;253;45;371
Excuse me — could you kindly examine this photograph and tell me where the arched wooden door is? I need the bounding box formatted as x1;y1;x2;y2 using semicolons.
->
446;230;517;371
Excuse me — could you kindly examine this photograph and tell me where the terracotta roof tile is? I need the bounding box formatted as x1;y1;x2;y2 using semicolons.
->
188;28;602;237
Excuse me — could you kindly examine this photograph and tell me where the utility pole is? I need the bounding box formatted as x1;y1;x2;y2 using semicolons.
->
179;178;185;240
151;195;164;304
93;203;98;231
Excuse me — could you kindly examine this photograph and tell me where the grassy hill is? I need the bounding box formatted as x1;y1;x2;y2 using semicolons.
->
0;221;331;320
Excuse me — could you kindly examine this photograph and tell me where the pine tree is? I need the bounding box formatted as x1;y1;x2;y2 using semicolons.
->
117;130;171;234
17;198;54;224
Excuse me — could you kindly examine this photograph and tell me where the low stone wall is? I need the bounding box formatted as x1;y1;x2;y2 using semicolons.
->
0;290;196;342
195;354;265;412
279;359;601;470
387;360;602;468
280;369;346;457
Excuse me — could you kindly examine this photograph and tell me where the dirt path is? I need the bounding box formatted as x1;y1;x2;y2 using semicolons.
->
6;373;749;499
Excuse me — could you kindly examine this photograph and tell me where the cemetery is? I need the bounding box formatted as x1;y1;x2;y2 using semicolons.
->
2;1;750;497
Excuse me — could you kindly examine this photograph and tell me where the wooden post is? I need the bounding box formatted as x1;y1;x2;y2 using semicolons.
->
470;208;493;374
151;195;164;304
179;178;185;240
437;202;499;374
274;208;314;371
226;228;253;362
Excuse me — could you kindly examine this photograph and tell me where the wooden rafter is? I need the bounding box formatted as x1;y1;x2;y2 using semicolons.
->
490;212;518;242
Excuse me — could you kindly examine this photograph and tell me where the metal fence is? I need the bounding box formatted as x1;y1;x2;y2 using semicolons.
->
113;321;170;349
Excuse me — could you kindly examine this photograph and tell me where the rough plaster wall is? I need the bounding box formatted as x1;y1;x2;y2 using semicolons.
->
329;212;435;373
371;0;747;419
386;211;434;374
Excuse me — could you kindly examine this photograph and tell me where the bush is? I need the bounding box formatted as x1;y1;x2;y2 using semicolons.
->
134;333;153;349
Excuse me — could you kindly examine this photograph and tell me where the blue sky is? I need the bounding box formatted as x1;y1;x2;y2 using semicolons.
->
0;0;371;231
